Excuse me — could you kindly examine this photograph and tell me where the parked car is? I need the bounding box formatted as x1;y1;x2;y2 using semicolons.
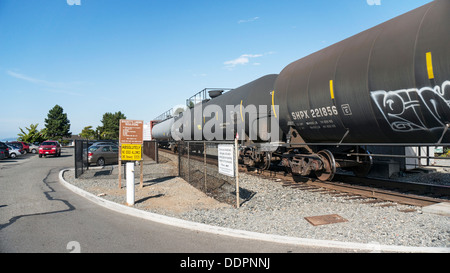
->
7;141;30;154
7;143;23;153
0;141;9;159
90;141;118;147
6;144;22;158
88;145;119;166
28;143;39;154
39;140;61;157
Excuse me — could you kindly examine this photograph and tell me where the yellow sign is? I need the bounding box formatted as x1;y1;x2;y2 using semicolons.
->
121;144;142;161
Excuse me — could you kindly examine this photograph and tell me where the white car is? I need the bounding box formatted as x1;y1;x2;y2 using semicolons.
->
7;145;22;158
29;143;39;154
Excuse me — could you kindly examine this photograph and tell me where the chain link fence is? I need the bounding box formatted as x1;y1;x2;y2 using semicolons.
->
74;140;89;178
143;140;158;163
177;141;254;207
74;138;255;207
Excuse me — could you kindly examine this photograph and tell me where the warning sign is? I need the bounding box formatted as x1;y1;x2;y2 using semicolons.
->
218;144;234;177
121;144;142;161
119;120;144;145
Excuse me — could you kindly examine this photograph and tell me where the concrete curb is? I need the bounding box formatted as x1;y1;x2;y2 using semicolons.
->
59;169;449;253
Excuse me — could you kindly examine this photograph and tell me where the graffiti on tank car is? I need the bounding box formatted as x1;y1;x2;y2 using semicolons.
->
370;81;450;132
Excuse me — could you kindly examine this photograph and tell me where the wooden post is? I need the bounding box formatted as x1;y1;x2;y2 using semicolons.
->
118;145;122;189
140;145;144;189
235;137;240;208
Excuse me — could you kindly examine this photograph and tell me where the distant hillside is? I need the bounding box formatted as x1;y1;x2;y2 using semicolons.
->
0;137;17;142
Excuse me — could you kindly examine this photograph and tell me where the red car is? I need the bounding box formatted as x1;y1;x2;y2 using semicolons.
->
39;140;61;157
8;141;30;154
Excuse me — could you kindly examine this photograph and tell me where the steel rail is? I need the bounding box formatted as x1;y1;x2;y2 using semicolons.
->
240;166;449;207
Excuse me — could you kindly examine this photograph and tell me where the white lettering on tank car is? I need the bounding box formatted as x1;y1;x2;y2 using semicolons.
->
292;106;338;120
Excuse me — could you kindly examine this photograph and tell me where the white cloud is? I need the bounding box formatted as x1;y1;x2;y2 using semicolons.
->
224;54;263;69
238;17;260;24
45;88;84;96
192;73;207;77
7;70;52;85
6;70;84;96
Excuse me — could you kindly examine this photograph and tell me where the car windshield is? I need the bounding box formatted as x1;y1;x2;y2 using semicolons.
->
88;146;99;152
42;142;56;145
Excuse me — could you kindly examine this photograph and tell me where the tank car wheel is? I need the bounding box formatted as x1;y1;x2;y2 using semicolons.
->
170;144;177;154
315;150;336;181
262;152;272;170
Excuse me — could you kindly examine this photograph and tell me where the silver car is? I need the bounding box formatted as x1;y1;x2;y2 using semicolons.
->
6;145;22;158
28;143;39;154
88;145;119;166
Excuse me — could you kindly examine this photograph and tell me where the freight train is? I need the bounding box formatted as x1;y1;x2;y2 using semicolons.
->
152;0;450;181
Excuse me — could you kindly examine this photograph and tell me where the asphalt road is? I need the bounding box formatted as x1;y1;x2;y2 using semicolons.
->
0;148;351;255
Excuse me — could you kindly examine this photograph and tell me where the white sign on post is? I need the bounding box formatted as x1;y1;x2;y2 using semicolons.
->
218;144;235;177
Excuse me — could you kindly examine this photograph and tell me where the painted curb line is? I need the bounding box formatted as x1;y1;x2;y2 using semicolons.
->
59;169;449;253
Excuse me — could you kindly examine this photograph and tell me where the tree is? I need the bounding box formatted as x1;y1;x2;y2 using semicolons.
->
44;105;71;141
38;128;49;142
96;111;126;140
17;123;47;143
79;126;96;140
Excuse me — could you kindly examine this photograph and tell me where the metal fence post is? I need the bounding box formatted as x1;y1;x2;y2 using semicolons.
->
204;141;207;191
155;141;159;163
85;141;89;171
73;140;79;178
74;140;78;178
74;140;89;178
187;142;190;184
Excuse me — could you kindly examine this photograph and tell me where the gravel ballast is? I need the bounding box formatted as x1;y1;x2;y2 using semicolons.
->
63;157;450;250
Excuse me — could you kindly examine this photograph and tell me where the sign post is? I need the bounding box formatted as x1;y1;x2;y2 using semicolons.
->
119;119;144;206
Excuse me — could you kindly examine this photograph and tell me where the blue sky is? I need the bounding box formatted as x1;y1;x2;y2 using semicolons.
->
0;0;431;140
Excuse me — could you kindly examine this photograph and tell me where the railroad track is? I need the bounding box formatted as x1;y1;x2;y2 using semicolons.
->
159;148;449;207
241;166;449;207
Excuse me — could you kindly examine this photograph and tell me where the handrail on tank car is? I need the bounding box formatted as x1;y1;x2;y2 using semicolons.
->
154;108;174;121
186;88;233;109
